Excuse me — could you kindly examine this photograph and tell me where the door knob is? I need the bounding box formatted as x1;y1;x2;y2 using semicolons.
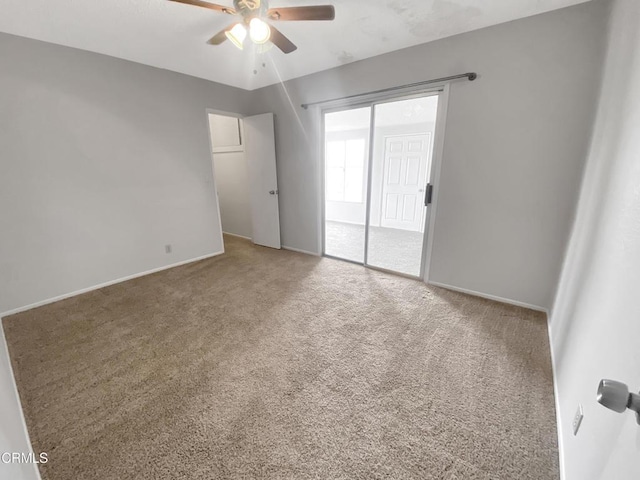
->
597;379;640;424
269;190;278;195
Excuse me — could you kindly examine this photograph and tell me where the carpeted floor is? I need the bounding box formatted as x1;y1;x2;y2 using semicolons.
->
325;221;424;276
3;235;559;480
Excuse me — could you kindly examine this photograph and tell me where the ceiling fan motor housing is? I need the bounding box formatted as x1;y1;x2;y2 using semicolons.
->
234;0;268;19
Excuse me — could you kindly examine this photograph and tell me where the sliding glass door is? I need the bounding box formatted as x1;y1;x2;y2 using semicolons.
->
366;96;438;276
323;93;440;278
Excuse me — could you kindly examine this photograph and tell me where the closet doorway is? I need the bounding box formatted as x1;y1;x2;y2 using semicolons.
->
208;111;282;249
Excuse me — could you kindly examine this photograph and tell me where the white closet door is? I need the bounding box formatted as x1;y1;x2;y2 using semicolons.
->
243;113;281;249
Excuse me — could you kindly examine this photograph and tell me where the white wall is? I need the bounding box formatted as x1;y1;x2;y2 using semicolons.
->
249;1;606;310
0;32;254;315
212;152;252;238
0;328;40;480
208;114;252;239
209;114;242;148
550;0;640;478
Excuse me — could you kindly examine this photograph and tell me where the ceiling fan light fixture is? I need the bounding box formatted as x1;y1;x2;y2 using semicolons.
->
225;23;247;50
249;17;271;44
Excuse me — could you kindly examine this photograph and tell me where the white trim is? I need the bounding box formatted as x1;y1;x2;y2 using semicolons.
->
547;319;566;480
0;325;42;480
422;85;450;283
315;86;445;112
0;251;224;318
282;245;321;257
212;145;245;154
317;109;326;257
205;108;244;120
362;104;376;266
205;108;234;257
365;263;421;281
324;219;365;227
222;231;252;241
427;280;548;313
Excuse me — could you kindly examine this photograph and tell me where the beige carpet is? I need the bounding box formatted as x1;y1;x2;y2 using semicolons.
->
3;235;559;479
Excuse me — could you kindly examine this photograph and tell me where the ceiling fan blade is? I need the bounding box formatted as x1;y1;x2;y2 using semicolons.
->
269;25;297;54
168;0;236;15
267;5;335;21
207;24;235;45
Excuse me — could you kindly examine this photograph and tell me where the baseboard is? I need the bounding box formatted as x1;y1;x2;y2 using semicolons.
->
0;250;224;318
325;220;365;227
222;231;252;241
282;245;321;257
0;325;42;480
546;319;565;480
427;281;548;314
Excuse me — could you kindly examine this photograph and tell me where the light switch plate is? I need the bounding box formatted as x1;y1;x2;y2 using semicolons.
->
573;404;584;435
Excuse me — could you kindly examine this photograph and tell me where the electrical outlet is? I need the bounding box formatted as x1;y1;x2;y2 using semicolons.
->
573;404;584;435
165;244;172;254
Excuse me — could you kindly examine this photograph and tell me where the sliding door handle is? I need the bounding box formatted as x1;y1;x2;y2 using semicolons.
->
424;184;433;206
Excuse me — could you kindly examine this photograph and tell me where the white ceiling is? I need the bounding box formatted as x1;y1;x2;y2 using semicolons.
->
0;0;590;91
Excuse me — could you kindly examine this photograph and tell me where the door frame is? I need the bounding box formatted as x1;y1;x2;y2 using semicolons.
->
319;103;372;266
317;85;450;282
421;84;450;282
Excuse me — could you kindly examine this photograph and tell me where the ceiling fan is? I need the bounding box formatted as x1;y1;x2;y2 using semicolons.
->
169;0;335;54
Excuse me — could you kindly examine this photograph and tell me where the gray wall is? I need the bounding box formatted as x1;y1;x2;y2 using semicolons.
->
0;3;618;475
0;34;255;475
0;32;254;315
550;0;640;478
249;1;606;310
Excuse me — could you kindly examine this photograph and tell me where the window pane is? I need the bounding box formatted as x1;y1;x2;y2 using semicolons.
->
326;141;345;169
344;139;365;202
326;141;346;201
344;168;363;202
345;139;365;169
327;167;345;201
323;106;371;264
